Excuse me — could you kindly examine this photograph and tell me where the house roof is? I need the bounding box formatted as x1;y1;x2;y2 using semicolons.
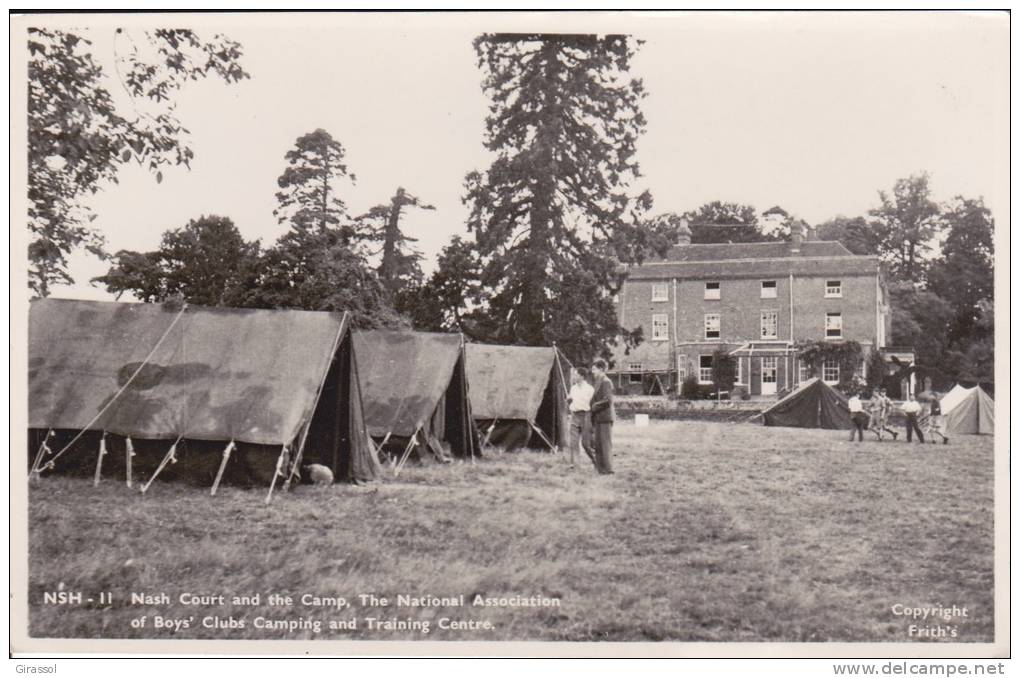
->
657;240;853;262
624;241;880;280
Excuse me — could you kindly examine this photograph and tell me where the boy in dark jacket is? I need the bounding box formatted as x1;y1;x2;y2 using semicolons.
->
590;359;615;475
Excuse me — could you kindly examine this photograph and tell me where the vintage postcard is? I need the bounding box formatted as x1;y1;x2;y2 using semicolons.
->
9;10;1009;660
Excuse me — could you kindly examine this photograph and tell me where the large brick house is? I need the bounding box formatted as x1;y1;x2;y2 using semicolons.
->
610;222;911;398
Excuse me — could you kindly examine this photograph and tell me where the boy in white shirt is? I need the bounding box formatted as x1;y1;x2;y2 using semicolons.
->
567;368;595;468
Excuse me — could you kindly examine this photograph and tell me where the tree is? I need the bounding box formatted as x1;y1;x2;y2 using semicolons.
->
27;28;249;296
463;33;653;365
927;196;994;344
273;129;358;242
93;215;259;306
681;201;776;243
710;349;737;398
887;281;956;371
396;236;482;333
867;173;941;283
865;348;888;391
814;216;881;255
358;187;434;297
236;226;405;329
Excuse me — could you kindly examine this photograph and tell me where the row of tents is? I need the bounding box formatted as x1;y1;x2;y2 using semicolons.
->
27;299;570;493
761;377;995;434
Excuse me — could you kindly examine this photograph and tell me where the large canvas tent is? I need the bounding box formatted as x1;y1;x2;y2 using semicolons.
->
465;344;569;451
28;299;378;489
939;385;994;435
353;330;478;468
761;377;852;429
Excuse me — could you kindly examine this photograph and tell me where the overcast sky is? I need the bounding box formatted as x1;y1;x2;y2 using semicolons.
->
21;11;1009;301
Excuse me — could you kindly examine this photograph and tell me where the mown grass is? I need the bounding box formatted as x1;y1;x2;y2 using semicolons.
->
28;420;994;643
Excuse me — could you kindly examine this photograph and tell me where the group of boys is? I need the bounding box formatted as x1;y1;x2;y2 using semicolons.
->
847;388;950;444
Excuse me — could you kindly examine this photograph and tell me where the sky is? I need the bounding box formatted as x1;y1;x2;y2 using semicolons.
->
18;11;1009;301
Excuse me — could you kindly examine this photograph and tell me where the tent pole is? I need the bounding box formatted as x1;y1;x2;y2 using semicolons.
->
29;429;54;481
92;431;107;487
125;437;135;488
482;421;496;449
393;428;419;478
141;437;181;495
530;420;556;451
265;445;289;504
210;440;236;496
284;422;313;492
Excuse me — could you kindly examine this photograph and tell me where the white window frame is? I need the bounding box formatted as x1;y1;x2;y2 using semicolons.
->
822;358;840;384
798;361;811;384
698;355;713;384
651;313;669;341
704;281;721;300
704;313;721;340
761;356;778;384
628;364;643;384
677;358;687;382
760;310;778;339
825;312;843;339
760;280;778;299
735;357;745;385
651;283;668;302
825;280;842;298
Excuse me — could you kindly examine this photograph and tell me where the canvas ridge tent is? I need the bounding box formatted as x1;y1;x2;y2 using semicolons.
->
939;385;994;435
353;330;478;472
28;299;378;495
465;343;569;451
761;377;852;430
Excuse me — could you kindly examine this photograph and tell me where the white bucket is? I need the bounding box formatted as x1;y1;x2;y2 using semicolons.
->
634;413;650;427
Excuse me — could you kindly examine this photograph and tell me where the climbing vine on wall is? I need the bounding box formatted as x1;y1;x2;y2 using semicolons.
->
795;339;863;391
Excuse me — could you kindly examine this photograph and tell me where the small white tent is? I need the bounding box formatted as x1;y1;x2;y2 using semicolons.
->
939;386;994;435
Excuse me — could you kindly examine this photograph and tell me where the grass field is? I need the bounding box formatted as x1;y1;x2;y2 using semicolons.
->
27;420;995;643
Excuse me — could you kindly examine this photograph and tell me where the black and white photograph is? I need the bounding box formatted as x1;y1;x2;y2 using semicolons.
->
9;10;1008;660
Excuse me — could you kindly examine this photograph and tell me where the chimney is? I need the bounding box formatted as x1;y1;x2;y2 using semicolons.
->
790;220;804;254
676;217;692;246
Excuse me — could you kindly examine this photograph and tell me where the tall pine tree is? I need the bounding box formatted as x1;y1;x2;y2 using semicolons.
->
464;33;653;365
358;187;434;297
273;129;358;243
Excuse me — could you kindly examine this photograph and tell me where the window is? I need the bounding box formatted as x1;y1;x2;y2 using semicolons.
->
735;358;745;385
760;310;778;339
704;313;720;339
628;363;643;384
699;355;713;384
823;358;840;383
760;280;777;299
762;357;778;386
651;313;669;341
825;280;842;298
825;312;843;338
798;361;811;384
651;283;668;302
677;358;687;382
704;281;720;300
